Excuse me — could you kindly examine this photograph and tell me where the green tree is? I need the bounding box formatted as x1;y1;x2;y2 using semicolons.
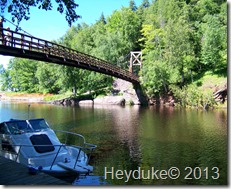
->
188;0;227;73
164;15;195;85
98;13;107;25
140;0;195;96
8;58;39;92
0;64;11;91
35;63;61;94
71;23;95;54
60;25;79;48
141;0;150;8
200;15;226;72
106;7;142;57
59;22;113;95
59;66;82;95
129;0;137;11
198;0;227;73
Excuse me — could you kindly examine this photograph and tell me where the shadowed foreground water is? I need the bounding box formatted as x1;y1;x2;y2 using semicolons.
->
0;101;227;185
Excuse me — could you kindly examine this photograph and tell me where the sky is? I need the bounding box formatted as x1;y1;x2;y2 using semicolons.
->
0;0;143;68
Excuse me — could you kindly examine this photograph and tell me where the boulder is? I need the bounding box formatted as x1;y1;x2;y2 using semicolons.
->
79;100;93;105
94;96;125;106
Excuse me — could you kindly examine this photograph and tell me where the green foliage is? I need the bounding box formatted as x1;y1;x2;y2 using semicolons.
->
98;13;107;25
129;0;137;12
170;84;216;109
0;64;11;91
0;0;80;26
141;0;150;8
35;63;61;94
140;59;169;96
200;14;226;71
0;0;227;108
43;93;72;101
140;0;227;103
106;7;142;59
0;64;4;74
8;58;39;93
58;66;81;95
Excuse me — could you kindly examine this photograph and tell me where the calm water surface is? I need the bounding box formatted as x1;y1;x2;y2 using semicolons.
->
0;101;227;185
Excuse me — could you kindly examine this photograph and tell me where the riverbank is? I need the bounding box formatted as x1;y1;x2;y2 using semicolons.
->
0;79;140;106
0;93;46;103
0;77;227;109
48;79;141;106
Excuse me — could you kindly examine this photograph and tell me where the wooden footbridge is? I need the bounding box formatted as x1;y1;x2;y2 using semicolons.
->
0;28;139;84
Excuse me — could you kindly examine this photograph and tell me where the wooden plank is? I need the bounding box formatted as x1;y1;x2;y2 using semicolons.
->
0;157;70;185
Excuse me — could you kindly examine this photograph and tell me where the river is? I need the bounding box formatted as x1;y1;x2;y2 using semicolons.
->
0;101;227;185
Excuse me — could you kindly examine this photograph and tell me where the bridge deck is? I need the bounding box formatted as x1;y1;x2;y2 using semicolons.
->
0;28;139;84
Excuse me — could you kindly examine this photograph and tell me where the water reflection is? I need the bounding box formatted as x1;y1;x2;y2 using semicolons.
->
0;101;227;185
107;105;142;163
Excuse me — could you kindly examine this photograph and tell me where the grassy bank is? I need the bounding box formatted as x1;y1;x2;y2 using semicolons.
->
170;72;227;109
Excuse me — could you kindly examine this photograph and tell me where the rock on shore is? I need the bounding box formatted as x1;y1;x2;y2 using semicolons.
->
111;79;140;105
52;79;141;106
94;96;125;105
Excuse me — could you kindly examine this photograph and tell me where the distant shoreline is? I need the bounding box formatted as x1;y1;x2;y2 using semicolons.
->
0;93;227;110
0;93;45;103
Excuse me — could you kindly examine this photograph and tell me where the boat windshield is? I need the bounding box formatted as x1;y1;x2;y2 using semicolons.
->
6;120;32;134
28;119;49;131
3;119;50;134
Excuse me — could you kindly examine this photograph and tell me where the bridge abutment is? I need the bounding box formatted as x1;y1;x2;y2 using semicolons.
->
133;83;149;106
112;79;148;106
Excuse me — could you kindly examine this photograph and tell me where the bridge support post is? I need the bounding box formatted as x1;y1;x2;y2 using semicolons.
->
129;51;142;73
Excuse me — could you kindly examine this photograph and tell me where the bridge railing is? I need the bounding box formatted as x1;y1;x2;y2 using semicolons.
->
0;28;139;82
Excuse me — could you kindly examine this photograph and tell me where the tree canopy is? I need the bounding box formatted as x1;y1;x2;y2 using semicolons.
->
0;0;81;26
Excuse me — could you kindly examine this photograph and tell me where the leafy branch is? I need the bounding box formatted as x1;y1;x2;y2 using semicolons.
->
0;0;81;26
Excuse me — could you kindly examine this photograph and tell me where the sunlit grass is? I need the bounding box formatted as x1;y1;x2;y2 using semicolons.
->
194;71;227;90
43;92;73;101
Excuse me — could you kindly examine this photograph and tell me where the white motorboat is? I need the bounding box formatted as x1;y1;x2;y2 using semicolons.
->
0;118;97;177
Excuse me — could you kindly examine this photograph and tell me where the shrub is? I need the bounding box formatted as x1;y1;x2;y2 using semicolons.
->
170;85;216;109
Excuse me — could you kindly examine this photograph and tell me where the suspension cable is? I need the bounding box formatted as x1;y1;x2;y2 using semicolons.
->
0;15;33;37
116;53;130;67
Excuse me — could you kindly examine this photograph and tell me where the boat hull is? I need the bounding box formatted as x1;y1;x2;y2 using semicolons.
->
0;118;97;177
